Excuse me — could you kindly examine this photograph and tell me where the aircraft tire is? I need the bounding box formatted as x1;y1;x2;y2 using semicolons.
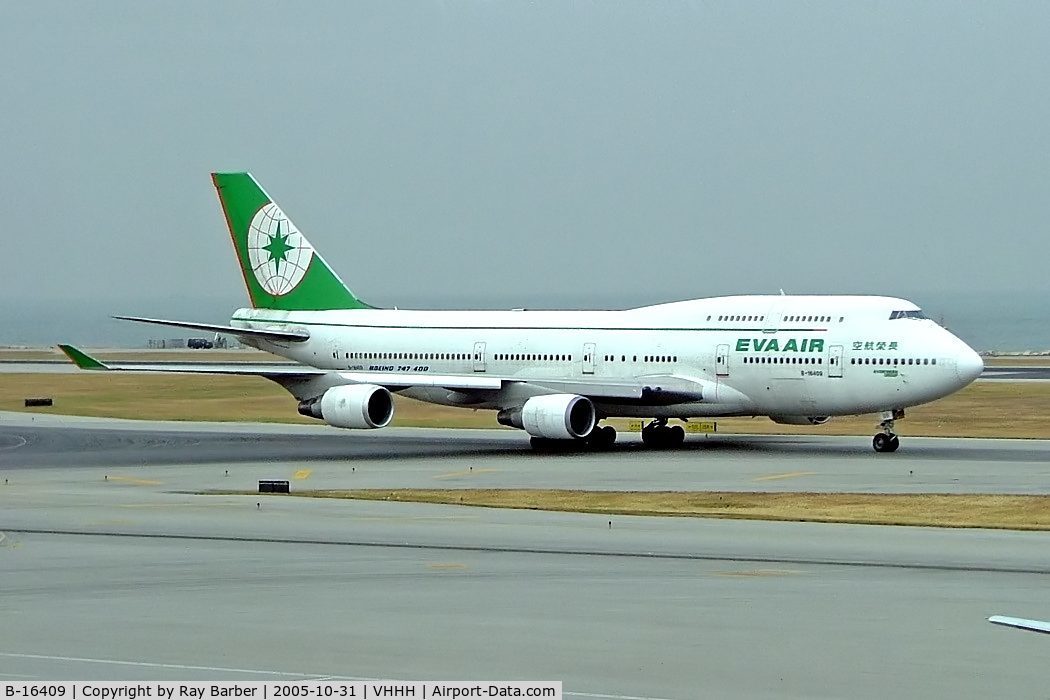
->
588;425;617;450
872;433;897;453
668;425;685;447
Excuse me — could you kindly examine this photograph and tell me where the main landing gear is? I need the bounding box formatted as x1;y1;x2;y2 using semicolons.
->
588;424;617;449
529;424;617;452
872;410;904;453
641;419;685;449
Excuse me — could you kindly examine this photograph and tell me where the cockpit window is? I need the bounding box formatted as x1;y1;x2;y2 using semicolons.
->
889;310;927;320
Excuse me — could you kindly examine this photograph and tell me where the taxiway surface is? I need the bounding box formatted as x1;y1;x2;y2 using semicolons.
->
2;413;1049;698
3;412;1050;494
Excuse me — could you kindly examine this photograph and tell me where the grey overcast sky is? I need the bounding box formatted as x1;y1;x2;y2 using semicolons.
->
4;1;1049;316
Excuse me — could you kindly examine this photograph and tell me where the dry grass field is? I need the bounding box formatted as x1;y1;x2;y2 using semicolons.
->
2;371;1050;437
292;489;1050;530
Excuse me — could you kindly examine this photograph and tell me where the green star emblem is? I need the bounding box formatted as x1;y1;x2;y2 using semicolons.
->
263;220;294;276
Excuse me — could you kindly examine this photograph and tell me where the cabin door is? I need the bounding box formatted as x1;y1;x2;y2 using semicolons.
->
716;344;730;377
473;342;486;372
828;345;843;378
582;343;596;374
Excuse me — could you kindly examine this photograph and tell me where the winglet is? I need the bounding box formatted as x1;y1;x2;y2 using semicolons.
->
57;345;110;370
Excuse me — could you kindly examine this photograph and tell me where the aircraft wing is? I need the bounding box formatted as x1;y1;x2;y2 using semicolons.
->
57;345;502;389
988;616;1050;634
112;315;310;342
58;345;323;378
58;346;703;400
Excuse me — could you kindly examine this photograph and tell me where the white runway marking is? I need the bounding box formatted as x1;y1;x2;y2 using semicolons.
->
0;435;28;451
0;653;672;700
0;653;370;679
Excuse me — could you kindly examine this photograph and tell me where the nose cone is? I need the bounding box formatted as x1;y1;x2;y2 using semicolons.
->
956;348;984;384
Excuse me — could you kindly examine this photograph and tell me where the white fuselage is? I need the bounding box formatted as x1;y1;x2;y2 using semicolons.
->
231;294;983;420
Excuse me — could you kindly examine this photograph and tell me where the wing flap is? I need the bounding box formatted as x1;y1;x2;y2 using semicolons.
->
526;376;706;403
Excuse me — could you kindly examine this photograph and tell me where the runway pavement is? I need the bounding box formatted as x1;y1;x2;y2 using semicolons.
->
980;364;1050;380
1;413;1049;697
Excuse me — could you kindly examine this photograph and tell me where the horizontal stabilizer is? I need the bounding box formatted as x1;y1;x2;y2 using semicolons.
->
113;315;309;342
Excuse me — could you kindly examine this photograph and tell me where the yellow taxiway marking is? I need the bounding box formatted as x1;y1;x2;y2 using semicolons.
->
106;476;163;486
752;470;816;482
293;469;313;481
713;569;801;578
433;468;499;480
427;563;467;571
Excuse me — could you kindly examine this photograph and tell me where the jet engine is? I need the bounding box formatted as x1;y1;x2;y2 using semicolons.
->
497;394;596;440
298;384;394;429
769;415;831;426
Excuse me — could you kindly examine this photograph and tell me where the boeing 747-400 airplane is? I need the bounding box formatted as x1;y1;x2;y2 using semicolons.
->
61;172;984;452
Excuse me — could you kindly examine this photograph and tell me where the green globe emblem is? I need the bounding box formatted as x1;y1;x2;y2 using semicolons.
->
246;203;314;295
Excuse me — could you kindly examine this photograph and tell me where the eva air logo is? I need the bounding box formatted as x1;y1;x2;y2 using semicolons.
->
246;203;314;296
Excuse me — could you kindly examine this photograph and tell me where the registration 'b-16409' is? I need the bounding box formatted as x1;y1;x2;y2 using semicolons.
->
60;172;983;453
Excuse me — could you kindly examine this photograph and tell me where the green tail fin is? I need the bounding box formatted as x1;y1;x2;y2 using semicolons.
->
211;172;373;311
57;344;110;370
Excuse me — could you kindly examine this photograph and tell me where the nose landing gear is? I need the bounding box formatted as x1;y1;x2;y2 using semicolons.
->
873;410;904;453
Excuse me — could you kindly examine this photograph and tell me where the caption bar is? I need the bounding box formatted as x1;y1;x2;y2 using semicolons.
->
3;683;561;700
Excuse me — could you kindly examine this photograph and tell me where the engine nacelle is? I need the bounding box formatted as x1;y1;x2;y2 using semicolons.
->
298;384;394;429
770;415;831;426
499;394;596;440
